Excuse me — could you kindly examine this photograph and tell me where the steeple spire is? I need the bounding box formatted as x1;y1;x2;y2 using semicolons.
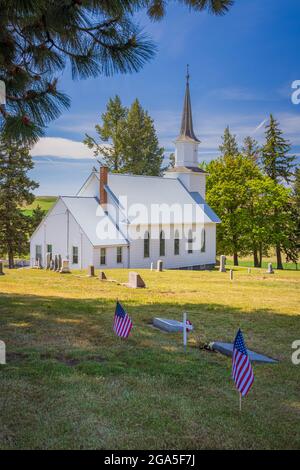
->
177;65;200;143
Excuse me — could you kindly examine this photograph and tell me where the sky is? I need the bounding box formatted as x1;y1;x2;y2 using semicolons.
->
30;0;300;195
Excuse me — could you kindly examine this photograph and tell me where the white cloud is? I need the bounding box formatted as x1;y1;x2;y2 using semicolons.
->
31;137;97;160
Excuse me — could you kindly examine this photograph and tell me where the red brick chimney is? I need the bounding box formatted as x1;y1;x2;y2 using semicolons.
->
99;166;108;208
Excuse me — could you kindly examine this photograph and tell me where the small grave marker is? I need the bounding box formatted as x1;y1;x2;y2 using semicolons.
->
157;259;163;272
127;271;146;288
60;259;71;274
99;271;107;280
219;255;226;272
0;262;4;276
88;265;95;277
0;340;5;365
267;263;274;274
230;269;233;280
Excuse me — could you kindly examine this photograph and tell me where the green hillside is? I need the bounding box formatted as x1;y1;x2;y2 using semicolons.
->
22;196;57;216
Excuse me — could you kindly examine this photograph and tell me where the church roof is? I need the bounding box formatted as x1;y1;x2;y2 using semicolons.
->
61;196;128;246
176;67;200;143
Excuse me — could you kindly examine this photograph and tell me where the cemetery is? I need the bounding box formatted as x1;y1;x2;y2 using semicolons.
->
0;264;299;449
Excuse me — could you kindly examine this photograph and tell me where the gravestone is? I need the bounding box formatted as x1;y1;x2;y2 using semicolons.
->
267;263;274;274
230;269;233;280
157;260;163;272
248;268;251;274
0;262;4;276
153;318;194;333
0;340;5;365
54;255;58;271
209;342;278;364
150;262;153;271
33;258;42;269
46;253;51;270
58;255;62;272
49;259;55;271
99;271;107;280
128;271;146;288
60;259;71;274
88;265;95;277
219;255;226;272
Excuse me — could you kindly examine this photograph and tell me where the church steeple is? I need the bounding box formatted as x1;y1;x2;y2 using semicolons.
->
177;65;200;143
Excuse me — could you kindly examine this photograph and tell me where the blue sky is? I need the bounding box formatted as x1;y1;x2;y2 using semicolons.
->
31;0;300;195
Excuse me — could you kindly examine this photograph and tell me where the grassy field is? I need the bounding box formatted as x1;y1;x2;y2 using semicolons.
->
21;196;57;217
0;266;299;450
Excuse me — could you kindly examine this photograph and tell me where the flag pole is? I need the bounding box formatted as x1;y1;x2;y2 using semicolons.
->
183;312;187;352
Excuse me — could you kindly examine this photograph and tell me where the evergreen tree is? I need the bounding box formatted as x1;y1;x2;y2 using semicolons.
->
121;99;164;175
0;1;154;143
168;152;175;168
219;126;239;157
261;115;295;183
84;96;128;172
0;140;38;267
0;0;233;143
242;136;260;162
30;205;46;234
261;115;296;268
146;0;233;19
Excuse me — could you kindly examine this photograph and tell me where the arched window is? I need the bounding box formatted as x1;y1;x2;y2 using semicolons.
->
144;231;150;258
188;229;193;254
159;230;165;257
201;228;206;253
174;230;180;255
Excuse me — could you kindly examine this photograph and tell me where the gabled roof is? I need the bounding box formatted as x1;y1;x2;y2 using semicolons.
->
61;196;128;246
106;173;219;225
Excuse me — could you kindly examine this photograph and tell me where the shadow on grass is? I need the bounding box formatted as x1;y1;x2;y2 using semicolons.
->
0;292;299;450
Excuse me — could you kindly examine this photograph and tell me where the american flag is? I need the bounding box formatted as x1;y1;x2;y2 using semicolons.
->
232;329;254;397
113;301;133;338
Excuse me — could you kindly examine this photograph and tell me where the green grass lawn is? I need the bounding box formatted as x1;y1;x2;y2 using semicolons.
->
0;267;299;449
21;196;57;217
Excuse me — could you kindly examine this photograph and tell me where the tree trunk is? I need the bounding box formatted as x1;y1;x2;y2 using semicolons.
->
258;244;263;268
233;252;238;266
253;248;259;267
276;244;283;270
8;249;14;269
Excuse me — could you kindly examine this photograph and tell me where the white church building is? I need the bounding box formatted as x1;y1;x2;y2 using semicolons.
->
30;75;220;270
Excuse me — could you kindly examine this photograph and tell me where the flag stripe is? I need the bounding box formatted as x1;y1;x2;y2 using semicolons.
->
232;329;254;397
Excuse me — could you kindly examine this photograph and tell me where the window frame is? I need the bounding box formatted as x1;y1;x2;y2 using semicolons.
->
144;231;150;258
116;246;122;264
174;230;180;255
72;246;79;264
159;230;165;257
100;247;106;265
201;228;206;253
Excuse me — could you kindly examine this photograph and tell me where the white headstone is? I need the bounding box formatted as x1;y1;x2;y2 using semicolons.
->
60;259;71;273
150;262;153;271
267;263;274;274
157;260;163;272
128;271;146;288
0;80;6;105
0;340;6;364
88;265;95;277
46;253;51;269
219;255;226;272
